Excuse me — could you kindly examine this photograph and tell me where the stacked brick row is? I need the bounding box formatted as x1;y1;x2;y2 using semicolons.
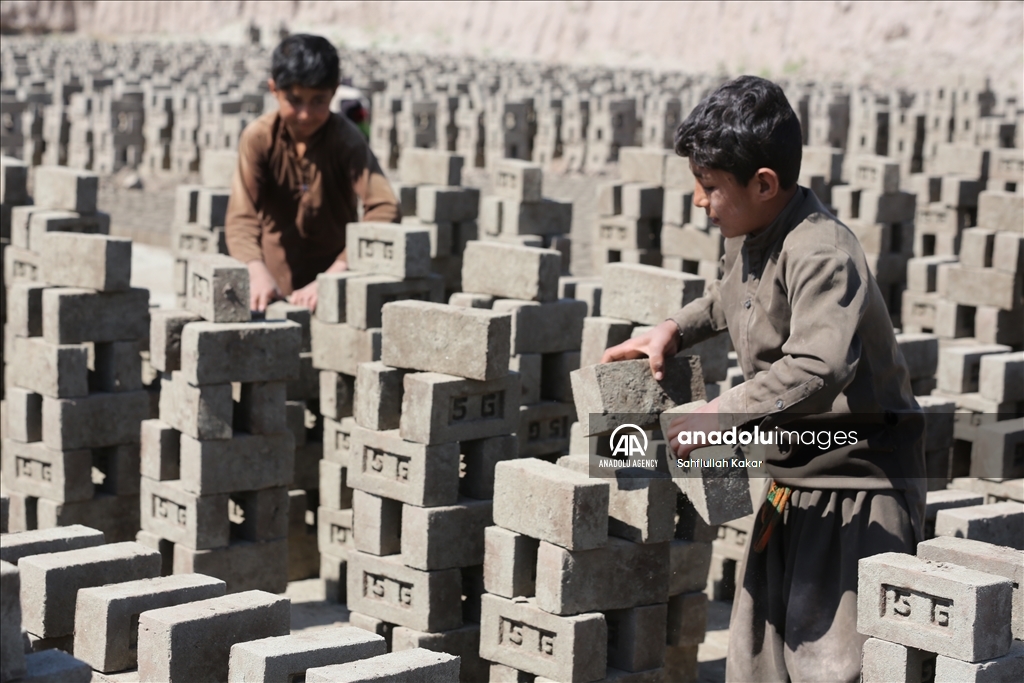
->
139;254;302;593
0;524;462;681
395;148;480;295
0;155;33;397
454;239;585;460
858;528;1023;681
478;158;572;275
4;186;150;542
480;354;711;682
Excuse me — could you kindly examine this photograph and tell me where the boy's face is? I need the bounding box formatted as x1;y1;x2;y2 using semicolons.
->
691;163;775;239
269;79;336;142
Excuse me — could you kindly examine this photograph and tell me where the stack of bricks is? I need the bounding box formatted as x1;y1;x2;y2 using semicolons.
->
263;299;322;583
454;239;585;460
0;524;462;681
4;222;151;542
139;253;302;592
328;295;519;682
1;156;31;394
832;155;915;325
5;165;109;289
595;147;665;270
396;148;480;295
169;151;236;308
479;158;572;276
798;145;844;208
858;536;1024;682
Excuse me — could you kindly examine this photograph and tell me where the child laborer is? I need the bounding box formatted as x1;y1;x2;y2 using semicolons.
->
602;75;926;683
225;34;399;312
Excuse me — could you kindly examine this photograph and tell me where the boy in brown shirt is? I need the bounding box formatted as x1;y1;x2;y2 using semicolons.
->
603;76;926;682
225;34;398;312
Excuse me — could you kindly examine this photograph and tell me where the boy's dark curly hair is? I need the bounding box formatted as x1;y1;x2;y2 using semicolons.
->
675;75;802;189
271;34;340;91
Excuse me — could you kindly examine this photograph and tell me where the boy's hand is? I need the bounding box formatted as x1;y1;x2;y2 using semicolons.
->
248;260;281;312
289;280;318;311
600;320;680;380
664;398;720;459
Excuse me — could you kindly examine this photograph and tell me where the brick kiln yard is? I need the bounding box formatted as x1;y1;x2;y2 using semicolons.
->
1;30;1023;683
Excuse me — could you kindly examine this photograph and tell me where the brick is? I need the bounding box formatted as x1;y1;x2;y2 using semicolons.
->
936;343;1010;394
234;381;287;434
35;494;140;544
667;440;763;526
158;371;231;439
320;459;354;509
665;592;706;648
941;264;1021;311
484;526;539;598
511;353;542;404
661;223;723;262
670;540;713;596
580;316;634;367
265;301;312;351
195;188;229;228
934;640;1024;683
620;148;668;185
934;502;1024;550
381;300;510;381
319;370;354;420
346;550;463;632
0;525;104;565
42;287;149;344
992;230;1024;274
352;363;404;431
971;420;1024;479
392;622;487;683
137;590;289;682
6;336;89;398
492;298;587;355
918;535;1024;640
323;416;357;465
306;647;460;683
535;538;668;615
18;209;110;252
0;561;26;682
492;198;572;237
228;627;387;683
620;183;664;220
179;432;294;495
346;223;432;278
493;459;608;551
180;320;301;385
857;552;1012;661
288;352;320;401
3;244;42;284
925;489;985;538
139;420;180;482
19;541;160;638
42;390;149;450
597;181;622;216
75;574;226;672
851;155;900;193
225;489;288;543
34;166;98;213
461;241;561;302
41;232;131;292
1;439;93;502
895;333;939;380
171;224;227;255
401;497;492;570
460;434;520;499
416;186;479;223
977;190;1023;232
352;490;402;556
449;292;495;309
90;340;143;393
494;159;543;202
557;455;675;544
310;320;381;375
140;477;229;549
907;256;957;293
6;281;45;337
480;594;607;683
315;271;365;323
979;352;1024;403
601;263;704;326
172;539;289;594
149;309;202;373
518;401;575;458
345;274;445;330
21;649;92;682
347;425;460;506
604;603;667;672
399;149;463;186
400;372;520;444
572;355;704;435
318;506;356;558
185;254;250;323
861;637;937;683
960;228;996;268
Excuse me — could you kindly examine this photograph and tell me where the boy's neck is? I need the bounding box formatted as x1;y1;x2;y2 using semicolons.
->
753;185;800;235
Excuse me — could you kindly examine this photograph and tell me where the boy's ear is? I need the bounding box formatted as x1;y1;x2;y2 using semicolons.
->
754;167;781;201
267;78;277;94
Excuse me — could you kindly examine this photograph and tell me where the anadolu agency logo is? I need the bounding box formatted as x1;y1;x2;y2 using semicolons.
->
600;424;659;468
